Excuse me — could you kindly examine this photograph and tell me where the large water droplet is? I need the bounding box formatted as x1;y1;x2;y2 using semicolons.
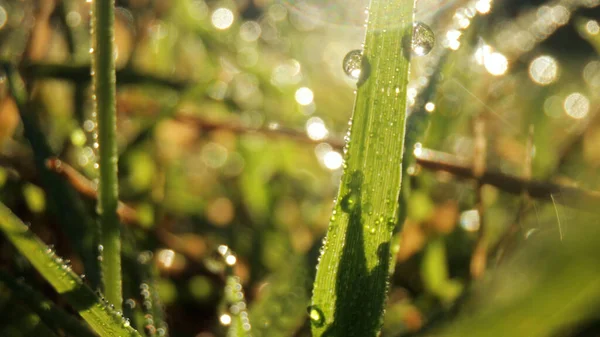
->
340;192;359;213
307;305;325;327
343;50;363;80
412;22;435;56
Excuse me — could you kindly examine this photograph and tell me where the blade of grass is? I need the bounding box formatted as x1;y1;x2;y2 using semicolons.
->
0;202;142;337
91;0;122;310
1;62;101;289
211;245;251;337
0;270;96;337
133;250;169;337
310;1;414;336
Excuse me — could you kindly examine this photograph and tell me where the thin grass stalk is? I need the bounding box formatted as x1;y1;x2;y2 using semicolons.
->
310;0;414;336
91;0;122;310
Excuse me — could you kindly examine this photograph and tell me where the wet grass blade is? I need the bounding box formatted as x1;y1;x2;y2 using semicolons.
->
0;270;96;337
135;250;169;337
310;0;414;336
0;202;142;337
91;0;122;310
2;62;101;289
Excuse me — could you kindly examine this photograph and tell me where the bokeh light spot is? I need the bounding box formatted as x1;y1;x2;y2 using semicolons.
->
323;151;343;170
295;87;314;106
529;55;558;85
211;8;234;30
484;52;508;76
306;117;328;141
564;93;590;119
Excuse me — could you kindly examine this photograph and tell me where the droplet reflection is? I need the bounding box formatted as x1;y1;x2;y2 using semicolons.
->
412;22;435;56
343;49;363;80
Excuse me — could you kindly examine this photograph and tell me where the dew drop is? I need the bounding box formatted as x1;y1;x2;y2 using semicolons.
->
412;22;435;56
340;192;358;213
307;305;325;327
343;49;363;80
125;298;136;309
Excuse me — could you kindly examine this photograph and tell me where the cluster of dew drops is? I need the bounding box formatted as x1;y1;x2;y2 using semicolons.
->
343;22;435;80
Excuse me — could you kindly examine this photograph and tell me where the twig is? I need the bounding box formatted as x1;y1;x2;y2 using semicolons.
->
176;114;346;149
43;158;209;263
177;114;600;212
15;62;192;90
45;158;138;225
492;125;535;265
414;148;600;212
470;116;487;280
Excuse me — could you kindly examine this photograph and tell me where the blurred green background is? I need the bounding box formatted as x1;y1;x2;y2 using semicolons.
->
1;0;600;336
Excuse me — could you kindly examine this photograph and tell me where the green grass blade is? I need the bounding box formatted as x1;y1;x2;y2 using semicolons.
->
135;250;169;337
0;270;97;337
223;274;251;337
0;202;142;337
1;62;101;289
310;0;414;336
91;0;122;310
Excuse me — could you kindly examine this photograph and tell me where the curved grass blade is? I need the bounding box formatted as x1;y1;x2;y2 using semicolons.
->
0;202;142;337
310;1;415;336
0;270;96;337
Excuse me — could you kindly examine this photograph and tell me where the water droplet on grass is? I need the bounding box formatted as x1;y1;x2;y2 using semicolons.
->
307;305;325;327
343;50;364;80
340;192;358;213
412;22;435;56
